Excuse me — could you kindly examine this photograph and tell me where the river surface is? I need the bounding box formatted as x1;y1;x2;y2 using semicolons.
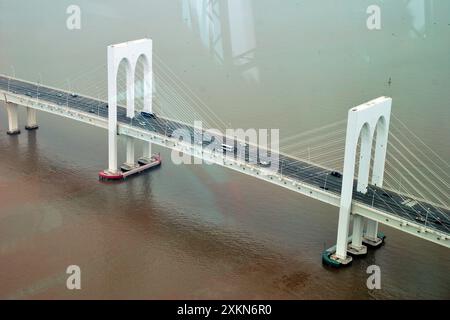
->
0;0;449;299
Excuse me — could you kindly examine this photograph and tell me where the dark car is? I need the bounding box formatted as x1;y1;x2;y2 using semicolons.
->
141;111;155;118
330;171;342;178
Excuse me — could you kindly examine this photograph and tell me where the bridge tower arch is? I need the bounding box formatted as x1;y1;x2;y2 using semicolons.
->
107;39;153;172
332;96;392;265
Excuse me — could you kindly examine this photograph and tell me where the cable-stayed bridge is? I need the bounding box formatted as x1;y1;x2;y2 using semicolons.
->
0;39;448;267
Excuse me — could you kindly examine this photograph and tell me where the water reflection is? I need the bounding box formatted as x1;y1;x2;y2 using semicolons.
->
182;0;259;82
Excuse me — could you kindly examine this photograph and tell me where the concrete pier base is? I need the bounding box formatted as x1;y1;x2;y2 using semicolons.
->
347;243;367;256
329;253;353;266
7;129;21;135
363;232;386;248
322;235;353;268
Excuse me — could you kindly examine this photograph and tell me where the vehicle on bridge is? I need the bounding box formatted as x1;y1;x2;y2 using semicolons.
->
330;171;342;178
222;143;234;153
259;160;271;167
141;111;155;118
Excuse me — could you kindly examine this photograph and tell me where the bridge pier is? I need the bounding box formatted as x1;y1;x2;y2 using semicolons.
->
347;215;367;256
6;102;20;135
324;97;392;268
108;126;118;173
126;136;135;165
105;38;153;176
143;141;152;158
25;107;38;130
363;220;383;247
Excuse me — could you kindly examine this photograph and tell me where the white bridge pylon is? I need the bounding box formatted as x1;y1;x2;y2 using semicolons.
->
332;96;392;265
107;38;153;173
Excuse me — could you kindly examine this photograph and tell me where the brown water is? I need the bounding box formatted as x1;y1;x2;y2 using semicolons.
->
0;0;449;299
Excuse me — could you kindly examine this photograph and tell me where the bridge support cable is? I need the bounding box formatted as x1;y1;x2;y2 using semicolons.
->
390;125;449;182
366;118;450;228
154;53;228;130
383;131;449;212
289;137;346;160
281;129;346;156
279;119;346;145
392;113;449;169
153;72;207;127
385;145;449;208
386;150;448;207
282;127;346;147
384;159;449;223
280;122;347;172
368;186;449;238
385;129;449;207
153;65;215;129
153;69;201;121
382;171;450;232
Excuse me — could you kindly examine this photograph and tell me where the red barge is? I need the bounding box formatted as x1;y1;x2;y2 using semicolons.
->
99;153;161;181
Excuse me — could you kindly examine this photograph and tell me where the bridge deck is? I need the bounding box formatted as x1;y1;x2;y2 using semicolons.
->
1;75;449;239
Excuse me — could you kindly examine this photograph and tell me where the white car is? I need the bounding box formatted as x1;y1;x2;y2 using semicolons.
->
259;160;270;167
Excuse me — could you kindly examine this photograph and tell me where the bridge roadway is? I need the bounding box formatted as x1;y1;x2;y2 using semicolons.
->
1;75;449;238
